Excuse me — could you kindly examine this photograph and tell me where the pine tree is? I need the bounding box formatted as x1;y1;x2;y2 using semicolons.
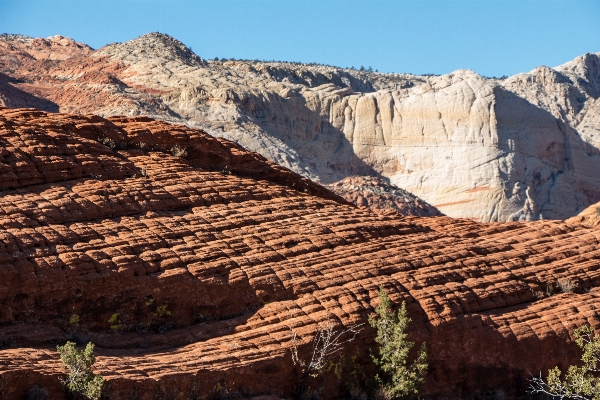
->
530;325;600;399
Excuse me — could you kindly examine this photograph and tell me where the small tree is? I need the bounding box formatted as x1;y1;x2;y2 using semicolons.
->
57;341;105;400
369;288;428;398
530;325;600;399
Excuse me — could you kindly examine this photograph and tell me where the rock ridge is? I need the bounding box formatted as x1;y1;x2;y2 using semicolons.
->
1;33;600;221
96;32;206;67
326;176;442;217
0;109;599;399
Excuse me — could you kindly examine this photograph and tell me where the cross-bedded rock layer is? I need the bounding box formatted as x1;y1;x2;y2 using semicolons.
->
0;108;600;399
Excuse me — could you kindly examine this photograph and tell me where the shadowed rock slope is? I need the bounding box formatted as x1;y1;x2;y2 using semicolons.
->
2;33;600;221
1;108;600;399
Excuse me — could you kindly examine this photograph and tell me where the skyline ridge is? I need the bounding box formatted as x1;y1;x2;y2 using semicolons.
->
3;30;599;79
1;0;598;77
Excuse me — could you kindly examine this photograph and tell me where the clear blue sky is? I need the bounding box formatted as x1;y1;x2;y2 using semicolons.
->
1;0;599;77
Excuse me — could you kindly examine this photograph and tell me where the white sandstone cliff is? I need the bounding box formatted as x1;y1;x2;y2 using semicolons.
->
3;32;600;221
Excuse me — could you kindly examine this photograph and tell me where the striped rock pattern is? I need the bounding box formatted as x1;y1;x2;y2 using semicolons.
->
0;109;599;399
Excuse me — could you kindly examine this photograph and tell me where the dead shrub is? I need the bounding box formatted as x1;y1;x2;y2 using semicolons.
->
170;145;188;158
557;278;575;293
290;317;362;400
97;137;116;149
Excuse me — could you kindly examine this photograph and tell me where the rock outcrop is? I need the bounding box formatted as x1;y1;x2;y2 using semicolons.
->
1;108;600;399
326;176;442;217
566;201;600;227
1;32;600;221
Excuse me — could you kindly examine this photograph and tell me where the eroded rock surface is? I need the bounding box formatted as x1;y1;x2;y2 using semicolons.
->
566;202;600;227
327;176;441;217
2;33;600;221
0;109;600;399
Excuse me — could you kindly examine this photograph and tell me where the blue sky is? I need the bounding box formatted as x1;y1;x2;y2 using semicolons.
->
1;0;598;77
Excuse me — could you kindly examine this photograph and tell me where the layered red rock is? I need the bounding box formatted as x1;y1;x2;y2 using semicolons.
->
566;202;600;227
0;108;599;399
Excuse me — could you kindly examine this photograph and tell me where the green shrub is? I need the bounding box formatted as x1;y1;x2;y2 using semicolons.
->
69;314;80;327
57;341;105;400
530;325;600;399
108;312;126;332
154;303;171;319
151;302;173;333
369;288;428;398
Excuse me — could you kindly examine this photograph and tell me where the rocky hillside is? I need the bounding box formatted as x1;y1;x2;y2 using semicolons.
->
1;108;600;399
0;33;600;221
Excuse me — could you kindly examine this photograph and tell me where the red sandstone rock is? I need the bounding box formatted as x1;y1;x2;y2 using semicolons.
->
566;202;600;227
0;109;598;399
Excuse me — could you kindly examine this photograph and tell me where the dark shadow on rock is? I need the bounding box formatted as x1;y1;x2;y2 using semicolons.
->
0;73;59;112
238;89;380;184
421;303;587;398
494;86;600;220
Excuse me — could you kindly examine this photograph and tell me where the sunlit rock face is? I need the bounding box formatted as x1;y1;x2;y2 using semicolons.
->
1;32;599;221
2;108;600;399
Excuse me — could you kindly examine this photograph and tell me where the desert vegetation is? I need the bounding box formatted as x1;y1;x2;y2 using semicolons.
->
56;341;104;400
290;318;363;399
530;325;600;399
287;288;428;400
369;288;428;399
170;145;188;158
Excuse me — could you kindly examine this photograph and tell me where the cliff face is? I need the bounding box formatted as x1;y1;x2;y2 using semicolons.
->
1;33;600;221
1;108;600;399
